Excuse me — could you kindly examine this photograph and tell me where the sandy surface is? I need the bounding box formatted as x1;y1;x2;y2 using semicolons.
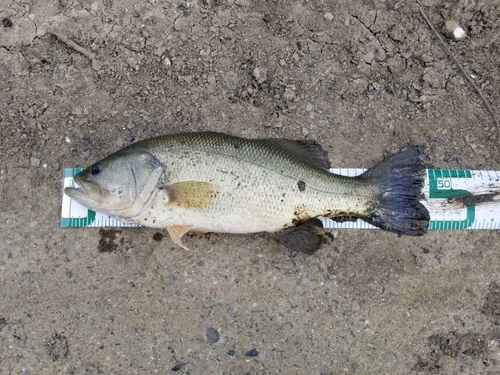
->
1;0;500;374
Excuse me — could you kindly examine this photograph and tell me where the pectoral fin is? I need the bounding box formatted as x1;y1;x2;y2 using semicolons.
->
164;181;217;209
167;225;193;250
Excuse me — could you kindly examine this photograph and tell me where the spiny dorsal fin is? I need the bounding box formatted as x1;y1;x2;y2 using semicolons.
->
264;139;331;170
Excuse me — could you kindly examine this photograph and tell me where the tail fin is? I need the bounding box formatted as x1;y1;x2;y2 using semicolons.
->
362;148;430;235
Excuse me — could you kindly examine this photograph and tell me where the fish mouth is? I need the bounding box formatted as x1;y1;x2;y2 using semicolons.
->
64;181;101;211
64;186;87;200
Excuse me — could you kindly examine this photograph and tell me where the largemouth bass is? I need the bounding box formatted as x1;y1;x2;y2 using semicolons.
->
64;132;430;250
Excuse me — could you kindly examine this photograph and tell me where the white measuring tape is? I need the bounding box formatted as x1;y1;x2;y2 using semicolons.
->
61;168;500;230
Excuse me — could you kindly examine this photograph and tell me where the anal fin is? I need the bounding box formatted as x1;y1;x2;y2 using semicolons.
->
167;225;193;250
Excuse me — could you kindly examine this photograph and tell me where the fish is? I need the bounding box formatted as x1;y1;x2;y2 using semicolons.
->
64;132;430;251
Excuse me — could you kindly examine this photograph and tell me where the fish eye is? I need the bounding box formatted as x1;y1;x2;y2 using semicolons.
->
91;164;102;175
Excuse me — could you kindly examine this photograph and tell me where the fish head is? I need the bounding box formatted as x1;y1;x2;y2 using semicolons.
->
64;149;164;220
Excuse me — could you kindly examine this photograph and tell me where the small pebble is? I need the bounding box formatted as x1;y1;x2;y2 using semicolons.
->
283;87;295;101
125;57;137;69
245;348;259;357
324;12;334;21
305;103;313;112
124;135;135;145
442;20;466;40
435;254;450;265
227;349;236;356
252;67;267;84
2;17;13;28
174;17;191;32
162;57;171;68
30;157;40;167
171;364;183;372
206;327;220;344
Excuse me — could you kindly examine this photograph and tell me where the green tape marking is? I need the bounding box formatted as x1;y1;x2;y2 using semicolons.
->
427;169;474;229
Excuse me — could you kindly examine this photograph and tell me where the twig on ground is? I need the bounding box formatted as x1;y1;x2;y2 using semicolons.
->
308;67;332;91
418;5;500;142
50;31;96;61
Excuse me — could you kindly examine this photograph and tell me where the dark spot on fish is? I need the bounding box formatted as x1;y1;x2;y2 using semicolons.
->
2;18;12;28
297;180;306;192
234;143;240;149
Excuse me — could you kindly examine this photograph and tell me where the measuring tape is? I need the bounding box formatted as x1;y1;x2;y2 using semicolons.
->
61;168;500;230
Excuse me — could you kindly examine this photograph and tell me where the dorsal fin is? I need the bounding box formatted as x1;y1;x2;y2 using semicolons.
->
264;139;331;170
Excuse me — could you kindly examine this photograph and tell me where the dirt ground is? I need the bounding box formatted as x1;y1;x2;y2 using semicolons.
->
1;0;500;373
